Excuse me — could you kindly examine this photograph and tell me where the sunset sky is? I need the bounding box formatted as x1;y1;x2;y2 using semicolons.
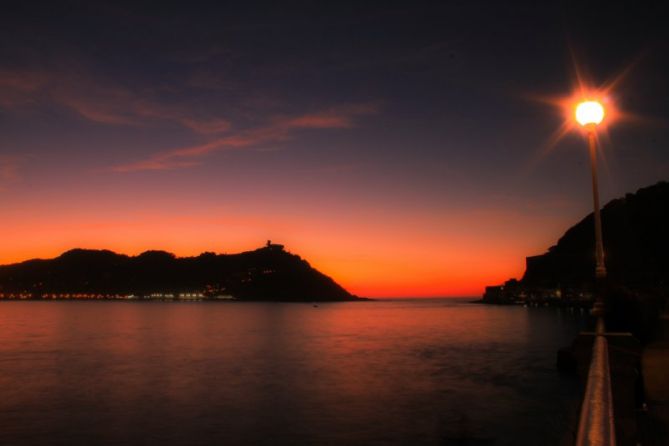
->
1;1;668;297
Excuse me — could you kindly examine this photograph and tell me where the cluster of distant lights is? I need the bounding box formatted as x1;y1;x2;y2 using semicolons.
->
0;292;229;299
0;293;118;299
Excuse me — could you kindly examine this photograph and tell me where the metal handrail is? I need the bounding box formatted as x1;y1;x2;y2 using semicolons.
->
575;324;616;446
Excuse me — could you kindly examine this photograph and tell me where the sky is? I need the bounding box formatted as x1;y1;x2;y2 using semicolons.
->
1;1;668;297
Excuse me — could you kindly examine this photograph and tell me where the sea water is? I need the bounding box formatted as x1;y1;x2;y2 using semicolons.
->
0;299;587;445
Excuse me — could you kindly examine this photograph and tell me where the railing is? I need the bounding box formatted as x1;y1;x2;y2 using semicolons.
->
575;321;616;446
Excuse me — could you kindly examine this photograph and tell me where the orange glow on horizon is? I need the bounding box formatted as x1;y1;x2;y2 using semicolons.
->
0;201;557;298
0;242;523;298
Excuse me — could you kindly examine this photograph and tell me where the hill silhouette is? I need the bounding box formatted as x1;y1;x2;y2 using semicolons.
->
522;181;669;292
0;243;360;301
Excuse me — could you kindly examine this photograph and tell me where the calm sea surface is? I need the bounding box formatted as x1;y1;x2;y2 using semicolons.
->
0;299;588;446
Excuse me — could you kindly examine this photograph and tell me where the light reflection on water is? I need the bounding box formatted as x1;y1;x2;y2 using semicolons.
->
0;299;587;445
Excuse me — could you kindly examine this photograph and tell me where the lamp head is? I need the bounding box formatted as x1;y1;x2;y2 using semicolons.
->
575;100;605;127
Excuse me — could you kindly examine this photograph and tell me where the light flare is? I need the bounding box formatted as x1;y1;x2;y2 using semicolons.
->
521;54;638;167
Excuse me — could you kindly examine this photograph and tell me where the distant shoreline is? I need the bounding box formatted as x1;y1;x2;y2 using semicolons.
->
0;296;374;303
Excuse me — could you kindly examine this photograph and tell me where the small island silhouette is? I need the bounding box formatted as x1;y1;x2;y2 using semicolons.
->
0;241;361;302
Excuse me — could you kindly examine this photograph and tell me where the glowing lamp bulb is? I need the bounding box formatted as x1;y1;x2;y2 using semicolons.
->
575;100;605;126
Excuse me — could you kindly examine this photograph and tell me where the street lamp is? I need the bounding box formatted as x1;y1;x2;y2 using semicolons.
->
571;91;625;446
575;100;607;281
575;99;608;334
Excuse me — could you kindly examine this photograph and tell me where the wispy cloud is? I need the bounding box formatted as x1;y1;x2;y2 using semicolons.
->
281;104;375;129
112;104;378;172
53;82;234;135
0;69;48;108
1;66;378;172
0;67;232;134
